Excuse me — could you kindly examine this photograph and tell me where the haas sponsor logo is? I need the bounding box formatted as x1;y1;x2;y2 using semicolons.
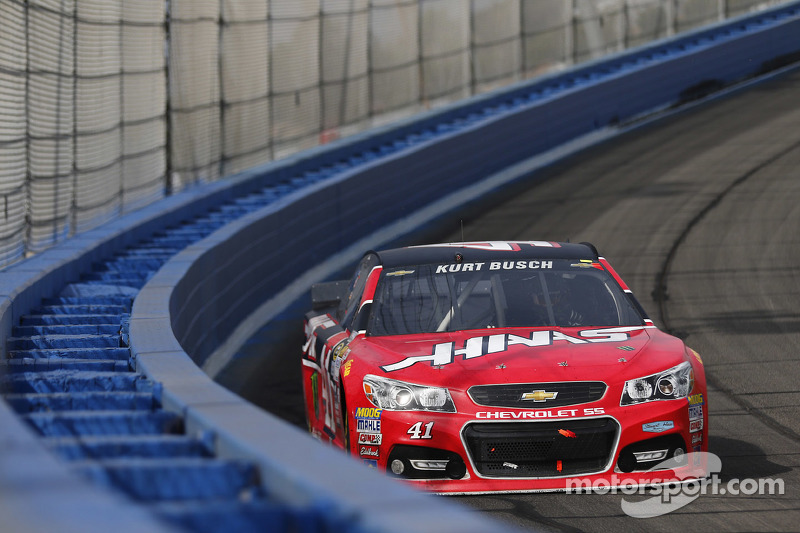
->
381;327;645;372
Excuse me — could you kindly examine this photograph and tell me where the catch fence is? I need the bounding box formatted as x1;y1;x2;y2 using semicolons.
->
0;0;784;267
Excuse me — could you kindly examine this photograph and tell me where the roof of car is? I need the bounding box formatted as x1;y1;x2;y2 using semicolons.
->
373;241;599;268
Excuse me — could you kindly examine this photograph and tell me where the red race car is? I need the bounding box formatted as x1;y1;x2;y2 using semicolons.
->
302;241;708;493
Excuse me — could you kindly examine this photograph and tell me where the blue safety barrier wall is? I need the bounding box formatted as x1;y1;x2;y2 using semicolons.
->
169;3;800;368
2;3;800;531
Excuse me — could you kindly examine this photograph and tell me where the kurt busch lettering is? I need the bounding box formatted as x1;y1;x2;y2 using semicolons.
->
435;260;553;274
380;327;644;372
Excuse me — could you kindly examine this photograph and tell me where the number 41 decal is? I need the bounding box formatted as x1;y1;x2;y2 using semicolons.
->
408;421;433;439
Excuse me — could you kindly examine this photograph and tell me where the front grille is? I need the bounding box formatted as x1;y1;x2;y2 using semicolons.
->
463;418;618;478
468;381;606;408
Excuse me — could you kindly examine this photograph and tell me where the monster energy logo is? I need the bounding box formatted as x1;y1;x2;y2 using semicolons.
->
310;372;320;419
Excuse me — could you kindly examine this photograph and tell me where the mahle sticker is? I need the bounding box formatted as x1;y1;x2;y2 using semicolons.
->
357;419;381;433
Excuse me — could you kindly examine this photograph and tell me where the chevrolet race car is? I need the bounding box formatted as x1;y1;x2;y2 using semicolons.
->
302;241;708;493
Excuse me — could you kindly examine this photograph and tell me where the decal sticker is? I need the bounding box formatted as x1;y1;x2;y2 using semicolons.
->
691;349;703;365
412;241;560;252
407;421;434;439
642;421;674;433
617;345;635;351
386;270;415;276
357;419;381;433
689;418;703;433
310;372;320;419
435;260;554;274
358;433;383;445
688;393;704;406
343;359;353;377
570;260;604;270
328;339;350;382
558;429;577;438
363;459;378;469
435;262;485;273
359;446;380;458
520;390;558;402
380;327;645;372
476;407;604;419
688;405;703;421
331;341;350;362
490;260;553;271
354;407;382;419
355;407;382;434
692;433;702;444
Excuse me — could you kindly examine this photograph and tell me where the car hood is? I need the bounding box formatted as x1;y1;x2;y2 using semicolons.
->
356;326;684;390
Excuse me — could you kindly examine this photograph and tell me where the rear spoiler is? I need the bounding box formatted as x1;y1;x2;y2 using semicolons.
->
311;280;349;310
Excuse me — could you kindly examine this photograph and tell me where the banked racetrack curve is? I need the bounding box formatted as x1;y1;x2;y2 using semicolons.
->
433;66;800;532
242;66;800;533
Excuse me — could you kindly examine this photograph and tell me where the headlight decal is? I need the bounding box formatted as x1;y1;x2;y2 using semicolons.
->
620;362;693;406
363;374;456;412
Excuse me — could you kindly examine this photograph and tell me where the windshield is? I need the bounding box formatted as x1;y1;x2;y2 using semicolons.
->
367;259;645;336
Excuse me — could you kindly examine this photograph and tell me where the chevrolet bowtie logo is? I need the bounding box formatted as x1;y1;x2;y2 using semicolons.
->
520;390;558;402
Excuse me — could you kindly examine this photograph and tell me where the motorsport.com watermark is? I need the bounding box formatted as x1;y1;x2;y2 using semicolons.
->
564;452;785;518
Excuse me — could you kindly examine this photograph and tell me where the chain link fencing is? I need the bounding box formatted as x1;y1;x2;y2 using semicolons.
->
0;0;785;268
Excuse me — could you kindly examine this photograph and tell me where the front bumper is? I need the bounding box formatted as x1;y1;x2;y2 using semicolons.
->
355;397;708;493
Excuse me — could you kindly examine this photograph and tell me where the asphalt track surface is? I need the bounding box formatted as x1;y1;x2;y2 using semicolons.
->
228;67;800;532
